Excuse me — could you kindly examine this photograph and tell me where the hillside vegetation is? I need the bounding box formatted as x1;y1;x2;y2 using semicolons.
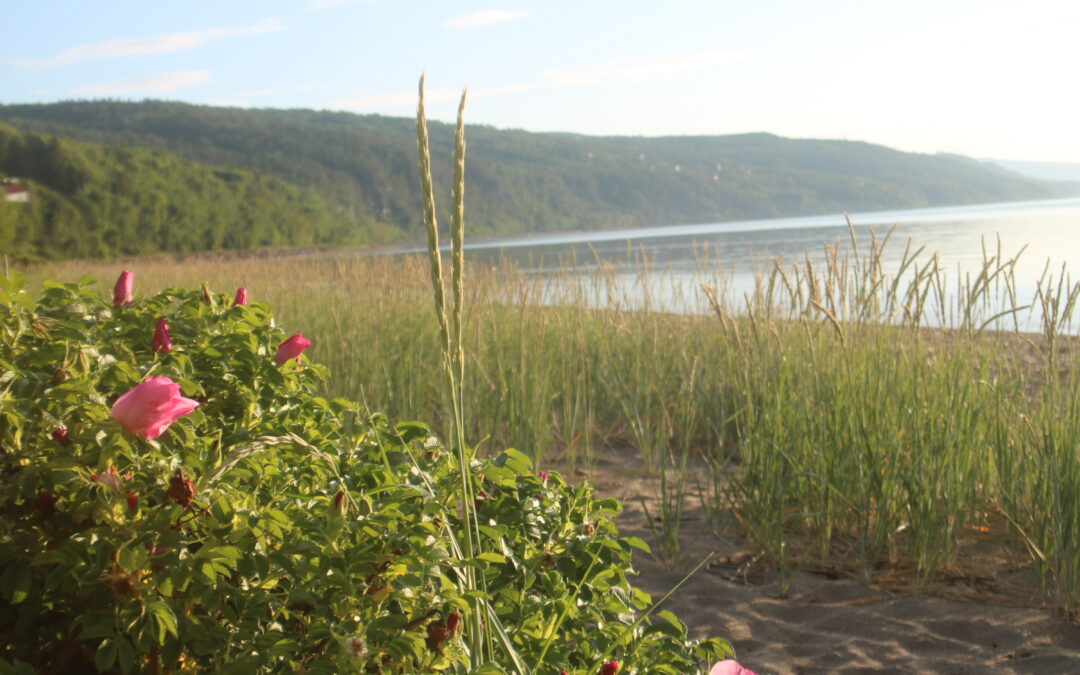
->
0;123;364;261
1;100;1074;255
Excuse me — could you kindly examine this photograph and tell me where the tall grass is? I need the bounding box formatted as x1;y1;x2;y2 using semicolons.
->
23;215;1080;613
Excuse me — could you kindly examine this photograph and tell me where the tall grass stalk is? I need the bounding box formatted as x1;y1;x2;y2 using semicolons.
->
415;77;511;670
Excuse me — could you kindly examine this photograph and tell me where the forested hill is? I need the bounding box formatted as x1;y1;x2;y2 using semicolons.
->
0;100;1075;254
0;123;361;261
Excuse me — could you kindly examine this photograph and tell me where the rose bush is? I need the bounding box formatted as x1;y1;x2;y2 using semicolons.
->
0;273;735;673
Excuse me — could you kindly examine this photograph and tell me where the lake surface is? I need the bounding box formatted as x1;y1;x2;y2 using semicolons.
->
394;197;1080;330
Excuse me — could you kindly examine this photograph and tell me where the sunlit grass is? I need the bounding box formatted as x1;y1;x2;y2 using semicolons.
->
21;226;1080;614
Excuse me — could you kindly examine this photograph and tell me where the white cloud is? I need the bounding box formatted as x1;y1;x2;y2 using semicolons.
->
445;9;531;29
12;19;282;69
73;70;211;97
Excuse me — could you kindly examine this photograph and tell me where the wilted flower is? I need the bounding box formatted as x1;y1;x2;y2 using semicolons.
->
599;661;619;675
233;287;248;306
91;465;123;492
709;660;756;675
33;492;58;518
426;621;450;652
151;318;172;354
344;636;367;659
474;489;489;511
111;376;199;440
167;469;196;508
113;270;133;307
274;333;312;365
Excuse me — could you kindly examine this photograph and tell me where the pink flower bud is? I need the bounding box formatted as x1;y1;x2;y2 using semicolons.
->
51;425;69;442
151;318;172;354
274;333;312;365
113;270;133;307
111;376;199;440
709;661;756;675
233;287;248;306
600;661;619;675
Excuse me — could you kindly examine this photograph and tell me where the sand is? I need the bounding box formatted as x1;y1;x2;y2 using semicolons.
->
569;448;1080;674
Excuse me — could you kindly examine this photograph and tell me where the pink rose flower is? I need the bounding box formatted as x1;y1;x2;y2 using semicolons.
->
710;660;756;675
113;270;133;307
111;376;199;440
151;318;172;354
274;333;312;364
233;287;248;306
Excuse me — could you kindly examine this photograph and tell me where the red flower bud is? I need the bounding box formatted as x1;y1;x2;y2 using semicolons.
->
446;609;460;635
600;661;619;675
233;287;248;307
125;489;138;514
151;318;172;354
51;425;69;442
274;333;312;365
332;490;346;517
113;270;133;307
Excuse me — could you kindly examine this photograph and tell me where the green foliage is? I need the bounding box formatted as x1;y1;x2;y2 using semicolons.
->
0;100;1072;251
0;273;730;673
0;123;363;262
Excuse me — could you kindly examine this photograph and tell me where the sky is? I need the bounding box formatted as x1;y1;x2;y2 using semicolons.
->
4;0;1080;163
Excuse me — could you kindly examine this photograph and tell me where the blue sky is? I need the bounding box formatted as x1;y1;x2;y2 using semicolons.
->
4;1;1080;163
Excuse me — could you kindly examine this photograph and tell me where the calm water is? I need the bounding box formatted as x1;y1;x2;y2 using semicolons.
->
395;197;1080;330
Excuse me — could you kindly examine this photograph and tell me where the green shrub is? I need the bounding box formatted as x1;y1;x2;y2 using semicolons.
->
0;272;731;673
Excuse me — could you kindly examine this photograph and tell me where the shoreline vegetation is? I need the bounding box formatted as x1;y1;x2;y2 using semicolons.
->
22;217;1080;617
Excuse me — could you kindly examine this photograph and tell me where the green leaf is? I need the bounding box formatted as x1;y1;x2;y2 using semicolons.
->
1;563;30;604
621;536;651;553
95;639;117;672
117;637;135;674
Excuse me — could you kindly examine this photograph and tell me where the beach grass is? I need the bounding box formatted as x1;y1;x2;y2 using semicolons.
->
20;227;1080;614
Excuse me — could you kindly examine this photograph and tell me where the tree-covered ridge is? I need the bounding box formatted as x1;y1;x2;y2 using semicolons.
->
0;99;1073;244
0;123;367;261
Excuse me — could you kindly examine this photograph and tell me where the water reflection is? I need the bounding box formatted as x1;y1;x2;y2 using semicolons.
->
395;197;1080;331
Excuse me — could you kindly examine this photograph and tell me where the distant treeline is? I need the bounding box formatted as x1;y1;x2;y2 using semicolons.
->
0;123;364;261
0;99;1075;260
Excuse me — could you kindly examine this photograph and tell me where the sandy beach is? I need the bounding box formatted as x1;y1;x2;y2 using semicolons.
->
572;448;1080;674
